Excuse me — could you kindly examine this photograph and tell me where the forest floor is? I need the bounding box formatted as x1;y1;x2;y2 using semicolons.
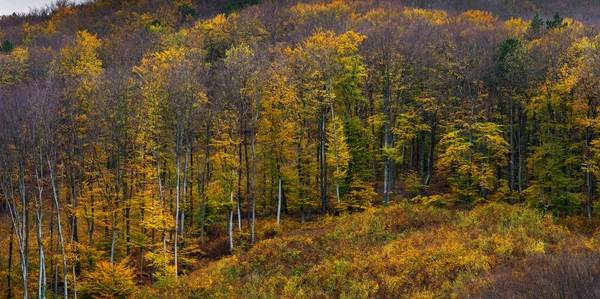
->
140;201;600;298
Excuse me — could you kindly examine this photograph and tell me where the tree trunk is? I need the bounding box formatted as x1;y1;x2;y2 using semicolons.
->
174;131;183;279
156;151;169;274
517;104;524;193
383;138;389;206
587;170;593;226
110;210;117;266
7;222;14;299
509;96;516;192
88;183;95;254
200;124;210;244
277;175;282;225
140;197;145;277
586;128;594;226
35;189;47;298
13;154;29;299
368;89;378;187
34;152;47;298
424;119;435;186
237;137;242;233
180;145;190;242
48;153;68;299
251;103;258;243
229;190;234;251
321;108;328;213
327;74;341;203
245;135;251;229
150;227;155;281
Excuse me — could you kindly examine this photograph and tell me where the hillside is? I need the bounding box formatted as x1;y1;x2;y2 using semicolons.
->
2;0;600;298
146;202;599;298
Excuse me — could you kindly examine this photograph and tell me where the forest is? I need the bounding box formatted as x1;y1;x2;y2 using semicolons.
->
1;0;600;298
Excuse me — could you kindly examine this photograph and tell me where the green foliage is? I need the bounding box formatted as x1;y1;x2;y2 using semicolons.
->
546;12;567;29
525;122;582;216
226;0;261;13
437;122;509;203
178;4;197;20
326;116;350;190
495;38;520;71
152;18;161;26
343;175;377;211
144;19;167;40
0;40;13;53
531;13;544;33
490;37;527;93
345;110;372;183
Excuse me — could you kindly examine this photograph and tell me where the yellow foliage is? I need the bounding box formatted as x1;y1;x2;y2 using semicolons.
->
504;18;529;38
326;116;350;183
290;1;350;25
0;47;28;85
60;30;103;80
459;10;498;26
80;260;138;299
401;7;448;25
172;202;580;298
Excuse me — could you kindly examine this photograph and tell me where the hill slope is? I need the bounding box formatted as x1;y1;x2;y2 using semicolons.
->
145;203;599;298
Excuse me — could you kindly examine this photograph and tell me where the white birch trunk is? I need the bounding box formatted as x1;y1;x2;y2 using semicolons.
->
48;154;68;299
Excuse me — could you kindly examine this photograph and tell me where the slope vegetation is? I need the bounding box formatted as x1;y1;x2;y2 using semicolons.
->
142;203;599;298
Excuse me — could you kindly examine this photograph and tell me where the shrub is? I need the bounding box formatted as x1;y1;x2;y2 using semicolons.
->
79;260;138;299
478;253;600;299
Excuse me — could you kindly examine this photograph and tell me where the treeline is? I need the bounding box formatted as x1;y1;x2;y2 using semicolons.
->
1;0;600;297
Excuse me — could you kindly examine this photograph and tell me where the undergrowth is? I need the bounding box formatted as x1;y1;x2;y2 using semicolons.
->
138;202;599;298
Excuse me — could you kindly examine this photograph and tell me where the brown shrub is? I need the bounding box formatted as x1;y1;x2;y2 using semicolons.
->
199;237;231;259
478;253;600;299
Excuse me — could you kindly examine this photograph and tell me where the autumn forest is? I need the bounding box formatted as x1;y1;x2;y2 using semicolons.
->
1;0;600;298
